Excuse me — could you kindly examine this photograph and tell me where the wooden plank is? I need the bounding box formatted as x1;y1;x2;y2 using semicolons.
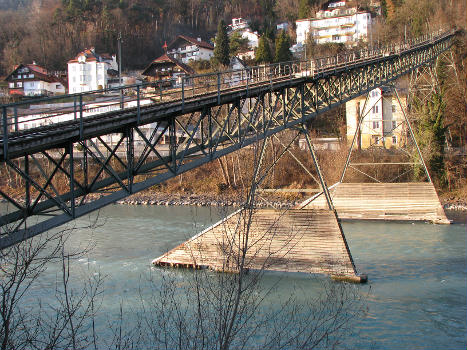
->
299;182;450;224
153;209;359;279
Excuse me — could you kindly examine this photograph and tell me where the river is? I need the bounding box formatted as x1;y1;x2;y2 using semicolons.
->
18;205;467;349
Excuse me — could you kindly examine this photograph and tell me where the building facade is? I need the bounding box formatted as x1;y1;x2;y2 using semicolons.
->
346;87;407;149
296;1;372;45
166;36;214;64
67;48;118;94
5;63;66;96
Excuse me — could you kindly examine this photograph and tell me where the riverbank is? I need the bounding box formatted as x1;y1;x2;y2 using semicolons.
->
1;189;465;211
116;192;302;208
116;191;467;211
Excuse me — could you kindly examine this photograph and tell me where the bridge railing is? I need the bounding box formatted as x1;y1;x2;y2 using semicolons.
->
0;28;454;141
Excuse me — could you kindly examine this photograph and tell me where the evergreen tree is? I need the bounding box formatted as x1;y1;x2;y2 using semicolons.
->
274;30;292;63
415;92;448;186
229;31;249;57
213;20;230;66
255;36;272;64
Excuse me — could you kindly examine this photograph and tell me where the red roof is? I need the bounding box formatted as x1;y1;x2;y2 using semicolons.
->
68;48;115;63
167;35;214;51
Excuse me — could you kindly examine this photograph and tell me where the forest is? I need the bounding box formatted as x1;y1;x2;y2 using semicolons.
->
0;0;465;73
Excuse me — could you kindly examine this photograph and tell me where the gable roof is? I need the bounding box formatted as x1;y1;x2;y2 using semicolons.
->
5;63;65;84
167;35;214;51
68;48;115;64
142;53;195;76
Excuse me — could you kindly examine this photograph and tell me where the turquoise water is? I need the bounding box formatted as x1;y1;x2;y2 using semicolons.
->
18;205;467;349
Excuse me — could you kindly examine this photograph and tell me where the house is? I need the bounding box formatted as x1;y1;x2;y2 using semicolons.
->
5;62;66;96
228;18;249;31
227;18;260;60
276;22;289;32
346;87;407;149
67;47;118;93
142;53;195;87
296;1;373;45
166;35;214;64
227;18;259;49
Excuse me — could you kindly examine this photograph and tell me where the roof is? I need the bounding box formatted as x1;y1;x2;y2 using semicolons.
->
68;48;115;64
5;63;65;84
142;53;195;76
167;35;214;50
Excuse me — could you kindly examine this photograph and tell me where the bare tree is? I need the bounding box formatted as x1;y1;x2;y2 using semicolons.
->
129;139;367;350
0;223;104;350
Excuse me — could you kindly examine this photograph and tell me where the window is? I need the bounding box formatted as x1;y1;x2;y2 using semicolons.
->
372;135;379;145
56;84;61;89
392;105;396;113
372;121;380;129
392;136;397;144
9;82;14;88
392;121;397;129
17;82;22;87
372;105;379;113
29;74;34;78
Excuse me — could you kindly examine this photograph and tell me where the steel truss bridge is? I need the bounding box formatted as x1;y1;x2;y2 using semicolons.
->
0;30;456;248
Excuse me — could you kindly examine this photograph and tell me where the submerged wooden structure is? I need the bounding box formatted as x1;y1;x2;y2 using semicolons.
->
298;182;450;224
153;208;366;282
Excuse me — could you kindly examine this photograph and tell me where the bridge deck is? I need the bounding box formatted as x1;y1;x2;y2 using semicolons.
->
299;182;450;224
153;208;360;280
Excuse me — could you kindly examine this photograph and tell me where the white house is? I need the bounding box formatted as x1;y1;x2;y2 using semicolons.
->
296;1;372;45
228;18;249;31
227;18;260;60
5;63;66;97
240;29;260;49
67;48;118;93
166;35;214;64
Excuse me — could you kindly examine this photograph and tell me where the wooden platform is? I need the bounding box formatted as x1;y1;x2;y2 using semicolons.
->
153;208;360;279
299;182;450;224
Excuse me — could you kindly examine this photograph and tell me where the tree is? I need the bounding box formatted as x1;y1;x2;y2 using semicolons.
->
0;226;103;350
255;36;273;64
414;91;448;186
229;31;249;57
274;30;292;63
214;19;230;67
298;0;312;19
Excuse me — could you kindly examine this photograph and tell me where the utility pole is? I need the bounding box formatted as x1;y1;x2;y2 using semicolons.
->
118;31;123;109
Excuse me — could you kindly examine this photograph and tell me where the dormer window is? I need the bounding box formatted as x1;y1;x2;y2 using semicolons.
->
78;55;86;63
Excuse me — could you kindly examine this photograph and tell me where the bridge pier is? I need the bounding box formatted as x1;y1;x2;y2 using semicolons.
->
301;85;450;224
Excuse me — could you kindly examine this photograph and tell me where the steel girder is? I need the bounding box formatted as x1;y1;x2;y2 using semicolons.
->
0;31;456;248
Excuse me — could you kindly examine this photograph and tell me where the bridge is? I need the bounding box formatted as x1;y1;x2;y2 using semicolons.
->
0;29;456;250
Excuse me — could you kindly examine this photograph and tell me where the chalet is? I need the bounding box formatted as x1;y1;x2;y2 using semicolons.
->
67;48;118;93
5;63;66;97
142;53;194;87
166;35;214;64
